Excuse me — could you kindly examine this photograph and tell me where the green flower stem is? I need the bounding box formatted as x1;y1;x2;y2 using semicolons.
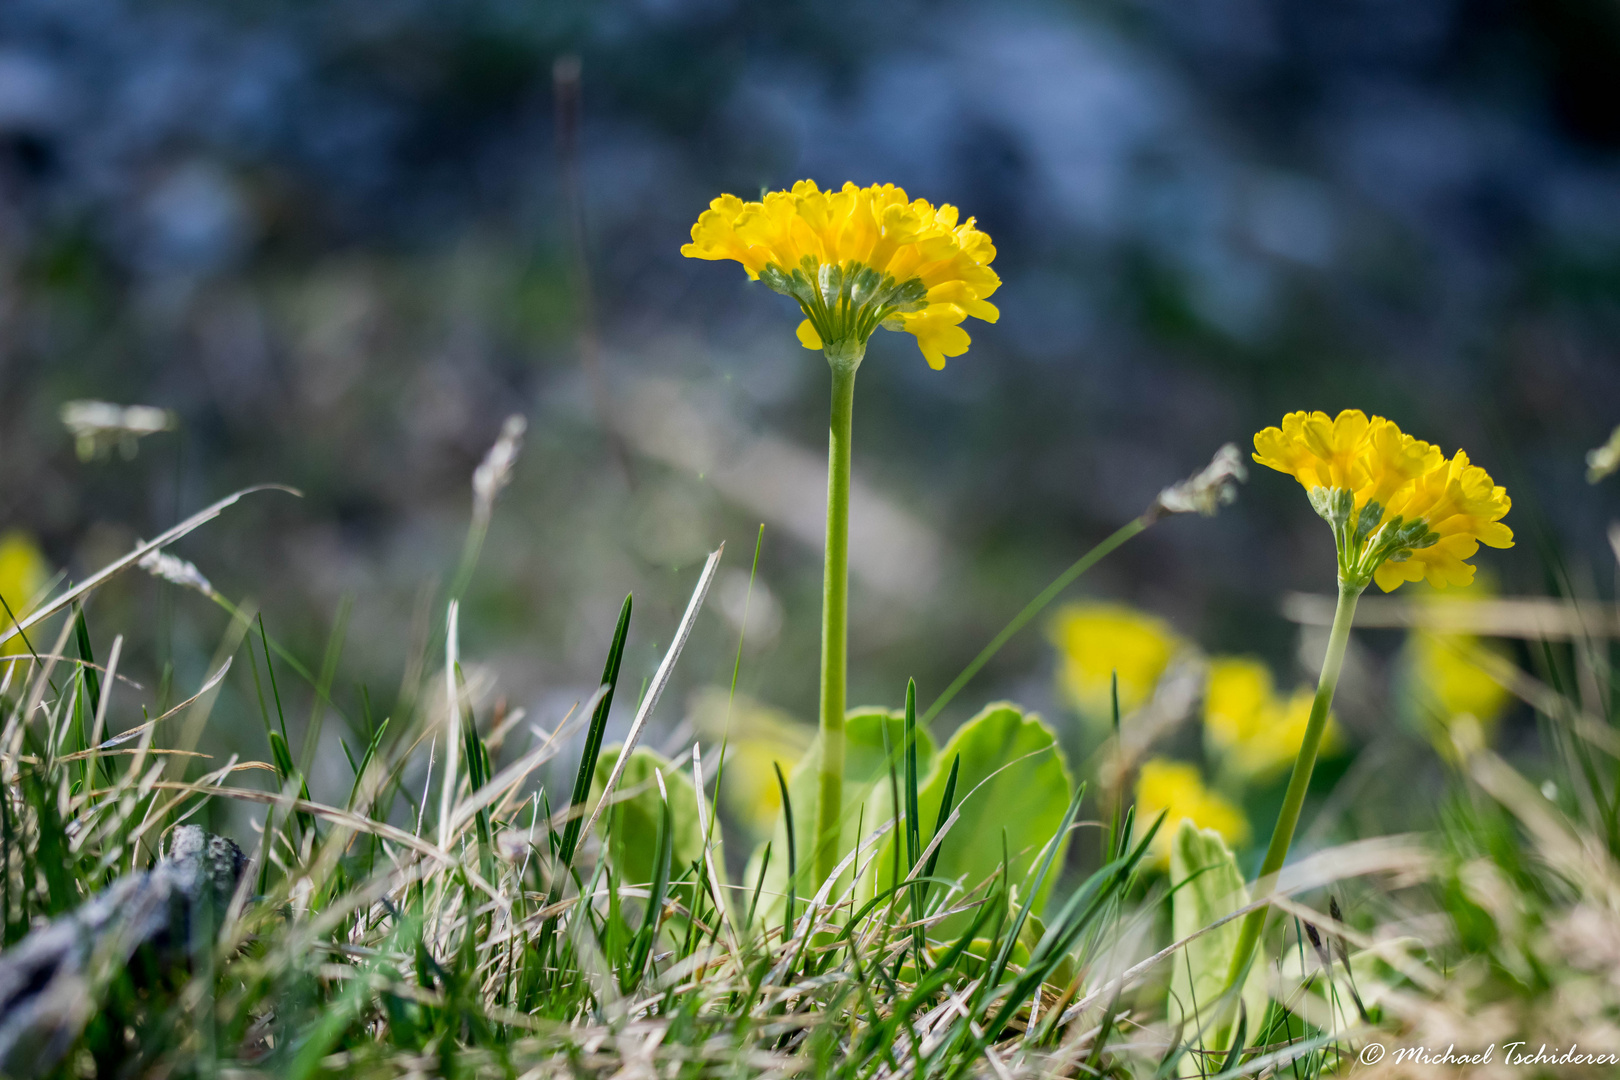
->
1220;577;1362;1029
815;348;860;886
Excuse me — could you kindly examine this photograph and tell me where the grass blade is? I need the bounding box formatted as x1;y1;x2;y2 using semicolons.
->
775;761;796;936
557;593;632;875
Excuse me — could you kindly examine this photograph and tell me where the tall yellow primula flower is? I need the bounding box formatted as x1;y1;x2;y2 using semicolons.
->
1253;409;1512;591
1220;409;1513;1022
681;180;1000;369
686;180;1001;888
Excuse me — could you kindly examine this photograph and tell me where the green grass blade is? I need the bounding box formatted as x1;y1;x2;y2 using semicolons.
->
745;842;771;931
557;593;632;874
775;761;796;936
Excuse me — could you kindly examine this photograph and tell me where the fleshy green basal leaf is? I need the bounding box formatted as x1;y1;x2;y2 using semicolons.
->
591;745;709;921
862;702;1073;938
747;708;934;927
1169;821;1269;1075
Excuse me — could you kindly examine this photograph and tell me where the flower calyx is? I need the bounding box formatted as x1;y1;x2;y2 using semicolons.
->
761;256;928;368
1310;485;1440;590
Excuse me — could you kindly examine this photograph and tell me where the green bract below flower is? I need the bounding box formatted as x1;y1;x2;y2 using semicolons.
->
759;258;929;364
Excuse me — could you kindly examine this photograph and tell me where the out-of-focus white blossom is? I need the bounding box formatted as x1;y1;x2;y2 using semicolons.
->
1587;424;1620;484
472;415;527;527
137;546;216;599
1153;443;1247;518
61;401;175;461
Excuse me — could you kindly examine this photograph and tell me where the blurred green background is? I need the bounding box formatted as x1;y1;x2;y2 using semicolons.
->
0;0;1615;847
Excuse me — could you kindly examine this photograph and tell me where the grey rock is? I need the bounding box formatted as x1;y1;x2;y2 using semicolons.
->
0;826;246;1077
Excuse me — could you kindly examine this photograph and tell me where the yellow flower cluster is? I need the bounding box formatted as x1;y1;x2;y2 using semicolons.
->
1134;758;1249;863
1204;657;1339;780
1048;602;1183;720
687;687;811;838
0;532;49;657
1401;587;1511;741
1409;631;1510;727
1253;410;1513;590
681;180;1000;369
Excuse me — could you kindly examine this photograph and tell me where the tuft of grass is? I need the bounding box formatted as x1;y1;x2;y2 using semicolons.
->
0;481;1613;1078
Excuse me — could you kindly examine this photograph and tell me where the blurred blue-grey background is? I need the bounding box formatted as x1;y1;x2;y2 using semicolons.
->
0;0;1616;817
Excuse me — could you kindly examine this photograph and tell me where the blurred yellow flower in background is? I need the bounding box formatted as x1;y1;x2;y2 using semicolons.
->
1408;631;1510;727
1252;409;1512;591
1204;656;1341;780
1134;758;1249;863
681;180;1000;369
1401;586;1511;742
687;687;812;839
1049;602;1182;720
0;532;49;657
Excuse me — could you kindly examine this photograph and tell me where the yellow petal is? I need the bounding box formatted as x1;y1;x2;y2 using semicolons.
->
796;319;823;350
964;298;999;323
1373;561;1408;593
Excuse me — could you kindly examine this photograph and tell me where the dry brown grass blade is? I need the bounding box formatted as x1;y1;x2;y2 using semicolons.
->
0;484;300;649
52;748;217;764
86;635;122;752
91;658;233;750
692;742;740;954
1283;591;1620;639
0;655;144;688
582;545;722;840
1062;834;1432;1024
136;779;502;899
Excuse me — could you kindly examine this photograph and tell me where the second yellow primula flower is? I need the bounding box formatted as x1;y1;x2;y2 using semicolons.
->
681;180;1000;369
1253;409;1512;591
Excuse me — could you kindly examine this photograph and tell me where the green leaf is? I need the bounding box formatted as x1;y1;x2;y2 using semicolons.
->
746;707;933;926
862;702;1073;939
590;744;708;922
1168;820;1269;1075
